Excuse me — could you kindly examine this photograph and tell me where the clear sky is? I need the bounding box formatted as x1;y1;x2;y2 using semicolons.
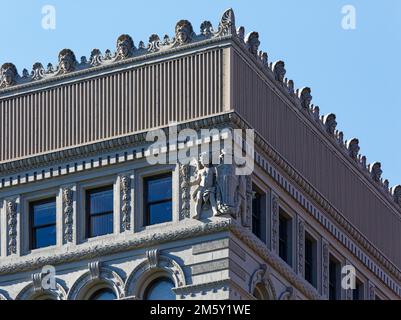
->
0;0;400;186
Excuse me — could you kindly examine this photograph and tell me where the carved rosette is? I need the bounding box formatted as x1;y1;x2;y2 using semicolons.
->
6;200;17;255
322;242;329;298
120;175;131;232
297;218;305;276
62;187;74;243
271;195;279;253
179;164;191;219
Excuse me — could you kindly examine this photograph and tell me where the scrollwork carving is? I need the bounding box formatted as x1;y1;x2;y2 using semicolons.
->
120;174;131;232
6;199;17;255
216;8;236;37
62;187;74;243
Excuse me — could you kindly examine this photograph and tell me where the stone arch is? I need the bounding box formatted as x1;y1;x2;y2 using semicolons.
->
249;264;277;300
124;250;186;299
16;280;67;300
67;261;125;300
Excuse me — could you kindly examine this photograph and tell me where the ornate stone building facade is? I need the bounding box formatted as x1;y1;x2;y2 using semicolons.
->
0;9;400;300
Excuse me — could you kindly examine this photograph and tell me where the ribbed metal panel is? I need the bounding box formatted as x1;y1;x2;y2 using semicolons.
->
231;50;401;267
0;49;224;162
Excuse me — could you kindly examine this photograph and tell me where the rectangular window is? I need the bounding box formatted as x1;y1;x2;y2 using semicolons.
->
279;208;292;266
353;279;364;300
329;257;341;300
30;198;57;250
304;234;317;287
86;186;114;238
144;173;173;226
252;185;267;243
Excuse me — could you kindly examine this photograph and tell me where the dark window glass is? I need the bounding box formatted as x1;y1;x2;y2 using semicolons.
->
86;186;114;238
252;192;262;239
145;174;172;226
353;280;364;300
304;236;316;287
279;210;291;265
89;288;117;300
144;278;175;300
30;199;57;249
329;258;340;300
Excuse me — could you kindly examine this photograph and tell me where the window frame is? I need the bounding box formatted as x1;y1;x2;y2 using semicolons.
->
278;206;294;267
85;185;115;239
143;172;173;227
29;197;57;251
304;230;319;288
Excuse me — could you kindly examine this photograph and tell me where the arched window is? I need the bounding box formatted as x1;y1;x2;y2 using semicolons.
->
88;288;117;300
144;278;175;300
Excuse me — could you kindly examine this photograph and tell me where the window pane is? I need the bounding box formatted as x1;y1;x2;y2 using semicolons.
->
147;176;172;203
145;278;175;300
89;188;113;215
89;288;117;300
148;202;172;225
90;213;113;237
34;225;57;248
33;201;56;226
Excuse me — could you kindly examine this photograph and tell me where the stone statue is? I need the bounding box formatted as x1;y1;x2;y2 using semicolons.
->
0;63;18;87
189;152;219;219
370;162;382;183
245;32;260;56
175;20;194;45
347;138;360;160
116;34;135;60
392;185;401;206
324;114;337;135
273;61;286;82
299;87;312;109
58;49;77;74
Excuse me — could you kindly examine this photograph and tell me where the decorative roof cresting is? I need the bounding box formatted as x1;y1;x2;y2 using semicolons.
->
0;8;399;209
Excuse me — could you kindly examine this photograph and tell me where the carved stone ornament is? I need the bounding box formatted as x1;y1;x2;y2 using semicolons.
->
273;60;286;83
89;261;101;280
216;8;236;37
249;264;277;300
89;49;103;67
323;113;337;135
271;195;279;253
245;32;260;56
62;187;74;243
299;87;312;109
31;62;45;80
6;199;17;255
0;63;18;88
297;219;305;275
179;164;191;219
369;162;382;183
120;175;131;232
392;185;401;206
116;34;135;60
322;242;329;298
57;49;77;74
279;287;295;300
146;249;160;269
237;26;245;42
175;20;195;45
148;34;161;53
347;138;360;160
200;21;213;36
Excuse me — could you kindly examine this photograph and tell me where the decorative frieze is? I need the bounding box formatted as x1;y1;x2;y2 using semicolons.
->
120;175;132;232
6;199;18;256
62;187;74;244
271;193;279;254
321;241;329;299
297;218;305;277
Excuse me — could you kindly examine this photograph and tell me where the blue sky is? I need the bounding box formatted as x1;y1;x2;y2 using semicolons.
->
0;0;400;186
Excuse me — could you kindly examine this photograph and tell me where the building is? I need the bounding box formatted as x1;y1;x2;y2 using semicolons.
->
0;8;400;300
